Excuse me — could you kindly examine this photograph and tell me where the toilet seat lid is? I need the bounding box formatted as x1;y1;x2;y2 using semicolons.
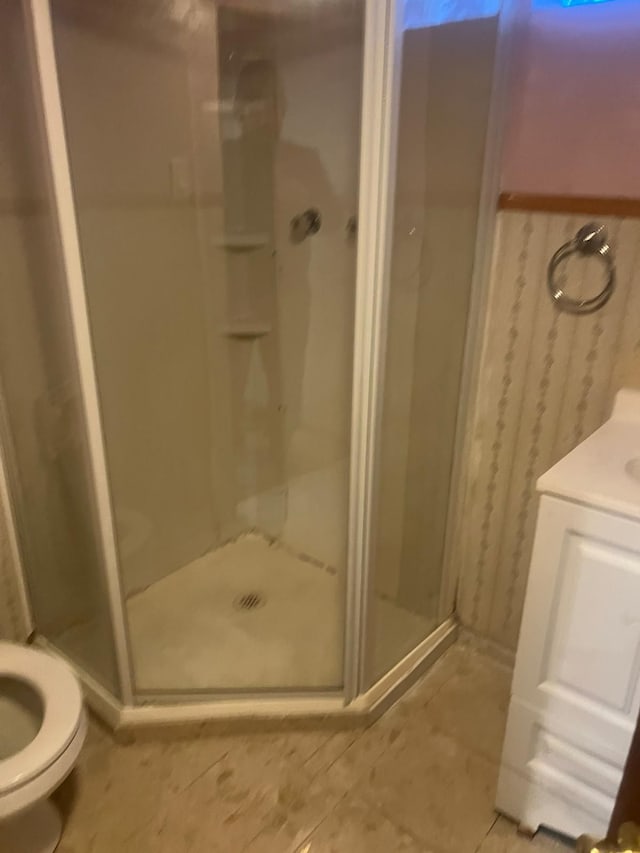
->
0;643;84;794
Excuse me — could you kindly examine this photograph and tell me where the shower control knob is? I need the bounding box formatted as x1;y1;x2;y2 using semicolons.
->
290;208;321;243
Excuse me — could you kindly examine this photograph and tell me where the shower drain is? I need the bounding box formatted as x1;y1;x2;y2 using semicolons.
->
233;591;266;611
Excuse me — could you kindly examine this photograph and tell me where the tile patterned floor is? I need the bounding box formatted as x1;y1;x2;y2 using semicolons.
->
54;644;572;853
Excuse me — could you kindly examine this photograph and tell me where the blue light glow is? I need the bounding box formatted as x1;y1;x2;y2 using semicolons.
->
534;0;614;6
403;0;501;30
403;0;617;29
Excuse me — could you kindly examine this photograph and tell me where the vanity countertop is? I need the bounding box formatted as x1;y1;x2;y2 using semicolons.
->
538;388;640;521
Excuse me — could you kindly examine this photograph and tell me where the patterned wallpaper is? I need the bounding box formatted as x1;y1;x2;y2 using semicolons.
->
455;209;640;653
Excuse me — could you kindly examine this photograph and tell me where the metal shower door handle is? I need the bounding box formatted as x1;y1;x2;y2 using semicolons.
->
290;208;321;243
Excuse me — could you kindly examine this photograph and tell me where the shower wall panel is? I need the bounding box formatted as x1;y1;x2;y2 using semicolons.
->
272;26;362;571
52;14;219;593
211;10;286;541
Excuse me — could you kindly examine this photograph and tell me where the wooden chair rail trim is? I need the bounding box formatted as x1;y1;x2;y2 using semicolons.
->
499;192;640;219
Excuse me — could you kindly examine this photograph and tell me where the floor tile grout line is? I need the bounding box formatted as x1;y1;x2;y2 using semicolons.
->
302;730;348;766
303;730;362;778
241;788;352;852
287;790;352;853
181;748;233;792
474;812;501;853
416;703;506;767
315;651;507;852
316;649;466;780
409;651;510;767
109;747;235;845
375;800;453;853
305;657;476;850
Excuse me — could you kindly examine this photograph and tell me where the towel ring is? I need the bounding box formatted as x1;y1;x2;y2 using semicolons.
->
547;222;616;315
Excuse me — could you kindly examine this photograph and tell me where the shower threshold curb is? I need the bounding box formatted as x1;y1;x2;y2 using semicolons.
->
34;619;457;738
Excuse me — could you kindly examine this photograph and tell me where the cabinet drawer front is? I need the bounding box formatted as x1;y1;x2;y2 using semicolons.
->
498;698;619;838
513;496;640;758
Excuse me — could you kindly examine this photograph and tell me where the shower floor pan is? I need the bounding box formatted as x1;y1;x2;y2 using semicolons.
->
58;534;441;701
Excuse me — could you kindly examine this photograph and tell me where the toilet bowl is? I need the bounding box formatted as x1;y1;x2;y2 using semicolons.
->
0;643;86;853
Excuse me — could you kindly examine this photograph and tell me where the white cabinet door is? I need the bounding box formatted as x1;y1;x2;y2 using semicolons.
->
498;495;640;837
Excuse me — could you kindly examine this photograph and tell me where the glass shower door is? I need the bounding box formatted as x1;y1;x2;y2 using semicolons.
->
369;2;501;682
0;0;122;696
48;0;365;696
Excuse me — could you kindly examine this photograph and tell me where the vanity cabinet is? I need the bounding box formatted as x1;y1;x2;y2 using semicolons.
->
497;494;640;839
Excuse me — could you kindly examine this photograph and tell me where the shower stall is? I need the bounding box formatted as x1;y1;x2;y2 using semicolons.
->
0;0;510;725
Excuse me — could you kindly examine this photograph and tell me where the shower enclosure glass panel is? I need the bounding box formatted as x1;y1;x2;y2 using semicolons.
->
0;1;120;695
369;8;500;682
0;0;507;719
49;0;365;694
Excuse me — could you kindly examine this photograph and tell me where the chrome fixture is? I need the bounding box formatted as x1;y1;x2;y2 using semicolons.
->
547;222;616;315
290;208;321;243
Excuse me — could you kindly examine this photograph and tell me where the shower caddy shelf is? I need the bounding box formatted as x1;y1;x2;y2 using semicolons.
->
211;233;270;251
220;323;271;339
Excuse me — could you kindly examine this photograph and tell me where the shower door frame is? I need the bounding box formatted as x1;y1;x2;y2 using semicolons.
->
2;0;512;725
20;0;134;706
343;0;406;703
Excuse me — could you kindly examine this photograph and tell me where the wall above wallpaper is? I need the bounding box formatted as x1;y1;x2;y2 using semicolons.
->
455;209;640;653
502;0;640;198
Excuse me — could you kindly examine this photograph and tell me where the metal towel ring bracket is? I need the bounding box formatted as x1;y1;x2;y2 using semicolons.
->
547;222;616;315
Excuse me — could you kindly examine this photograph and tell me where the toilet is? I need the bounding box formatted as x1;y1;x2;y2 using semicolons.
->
0;643;86;852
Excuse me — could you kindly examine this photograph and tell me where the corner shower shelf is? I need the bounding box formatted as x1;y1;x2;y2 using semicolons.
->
211;233;270;251
220;323;271;340
201;98;268;118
